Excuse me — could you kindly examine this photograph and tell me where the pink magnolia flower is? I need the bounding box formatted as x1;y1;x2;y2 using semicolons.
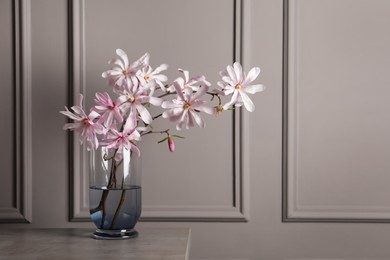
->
218;62;265;112
102;49;148;93
93;92;123;127
100;115;141;161
162;81;214;130
167;69;210;94
60;94;103;151
119;81;163;124
137;55;169;94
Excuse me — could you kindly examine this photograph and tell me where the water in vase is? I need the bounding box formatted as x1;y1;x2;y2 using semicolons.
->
89;185;141;230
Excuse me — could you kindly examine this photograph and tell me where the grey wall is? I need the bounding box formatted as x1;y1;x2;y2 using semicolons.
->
2;0;390;259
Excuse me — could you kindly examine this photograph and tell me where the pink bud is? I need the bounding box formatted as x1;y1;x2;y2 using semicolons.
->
168;135;175;152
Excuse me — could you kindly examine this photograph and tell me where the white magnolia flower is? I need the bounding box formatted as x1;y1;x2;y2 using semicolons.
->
218;62;265;112
102;49;148;93
167;69;210;94
118;81;163;124
138;63;169;94
162;80;214;130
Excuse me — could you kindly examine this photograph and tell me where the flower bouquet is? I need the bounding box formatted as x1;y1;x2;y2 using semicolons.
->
60;49;265;239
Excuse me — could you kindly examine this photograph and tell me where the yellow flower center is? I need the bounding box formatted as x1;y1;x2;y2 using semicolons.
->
128;96;135;103
183;102;191;110
122;69;129;76
184;83;190;89
82;119;90;125
144;74;150;81
235;84;242;90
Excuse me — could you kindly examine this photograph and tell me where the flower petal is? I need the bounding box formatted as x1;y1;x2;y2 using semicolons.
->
124;112;138;131
187;111;195;128
162;100;177;109
219;69;228;77
243;67;260;86
104;112;114;127
233;62;243;83
63;122;79;130
190;110;205;128
88;110;101;121
178;69;189;83
222;76;234;86
173;79;185;100
191;85;209;101
71;106;87;118
130;143;141;157
60;107;82;121
195;105;214;115
154;64;168;74
138;80;155;94
148;96;163;106
163;107;184;122
240;91;255;112
136;104;152;124
129;129;141;141
116;48;129;68
139;52;150;66
223;90;239;110
176;110;189;130
107;58;124;69
113;109;123;123
153;74;168;82
244;84;265;94
226;65;238;84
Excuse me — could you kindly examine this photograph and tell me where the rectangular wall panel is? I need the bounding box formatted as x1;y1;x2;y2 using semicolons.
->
0;0;16;211
0;0;32;223
283;0;390;222
69;0;249;222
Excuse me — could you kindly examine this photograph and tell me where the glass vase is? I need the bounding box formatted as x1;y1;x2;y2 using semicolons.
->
89;146;141;239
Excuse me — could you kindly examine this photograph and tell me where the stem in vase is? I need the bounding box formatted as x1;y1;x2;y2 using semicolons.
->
107;158;118;189
89;189;110;229
91;119;131;230
110;189;126;229
100;191;107;229
90;151;119;228
100;154;120;227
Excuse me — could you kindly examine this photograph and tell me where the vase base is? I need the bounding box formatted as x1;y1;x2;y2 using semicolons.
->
92;229;138;240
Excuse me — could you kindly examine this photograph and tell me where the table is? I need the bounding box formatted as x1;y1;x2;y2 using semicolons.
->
0;228;191;260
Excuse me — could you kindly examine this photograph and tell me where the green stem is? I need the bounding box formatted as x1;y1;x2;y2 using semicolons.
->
141;129;170;137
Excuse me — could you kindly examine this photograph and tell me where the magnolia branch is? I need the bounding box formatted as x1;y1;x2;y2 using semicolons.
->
141;129;170;137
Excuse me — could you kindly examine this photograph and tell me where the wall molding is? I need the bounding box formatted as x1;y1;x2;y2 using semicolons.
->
0;0;33;223
282;0;390;223
68;0;249;222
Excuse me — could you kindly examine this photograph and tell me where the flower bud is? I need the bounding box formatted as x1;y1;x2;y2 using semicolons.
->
168;135;175;152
